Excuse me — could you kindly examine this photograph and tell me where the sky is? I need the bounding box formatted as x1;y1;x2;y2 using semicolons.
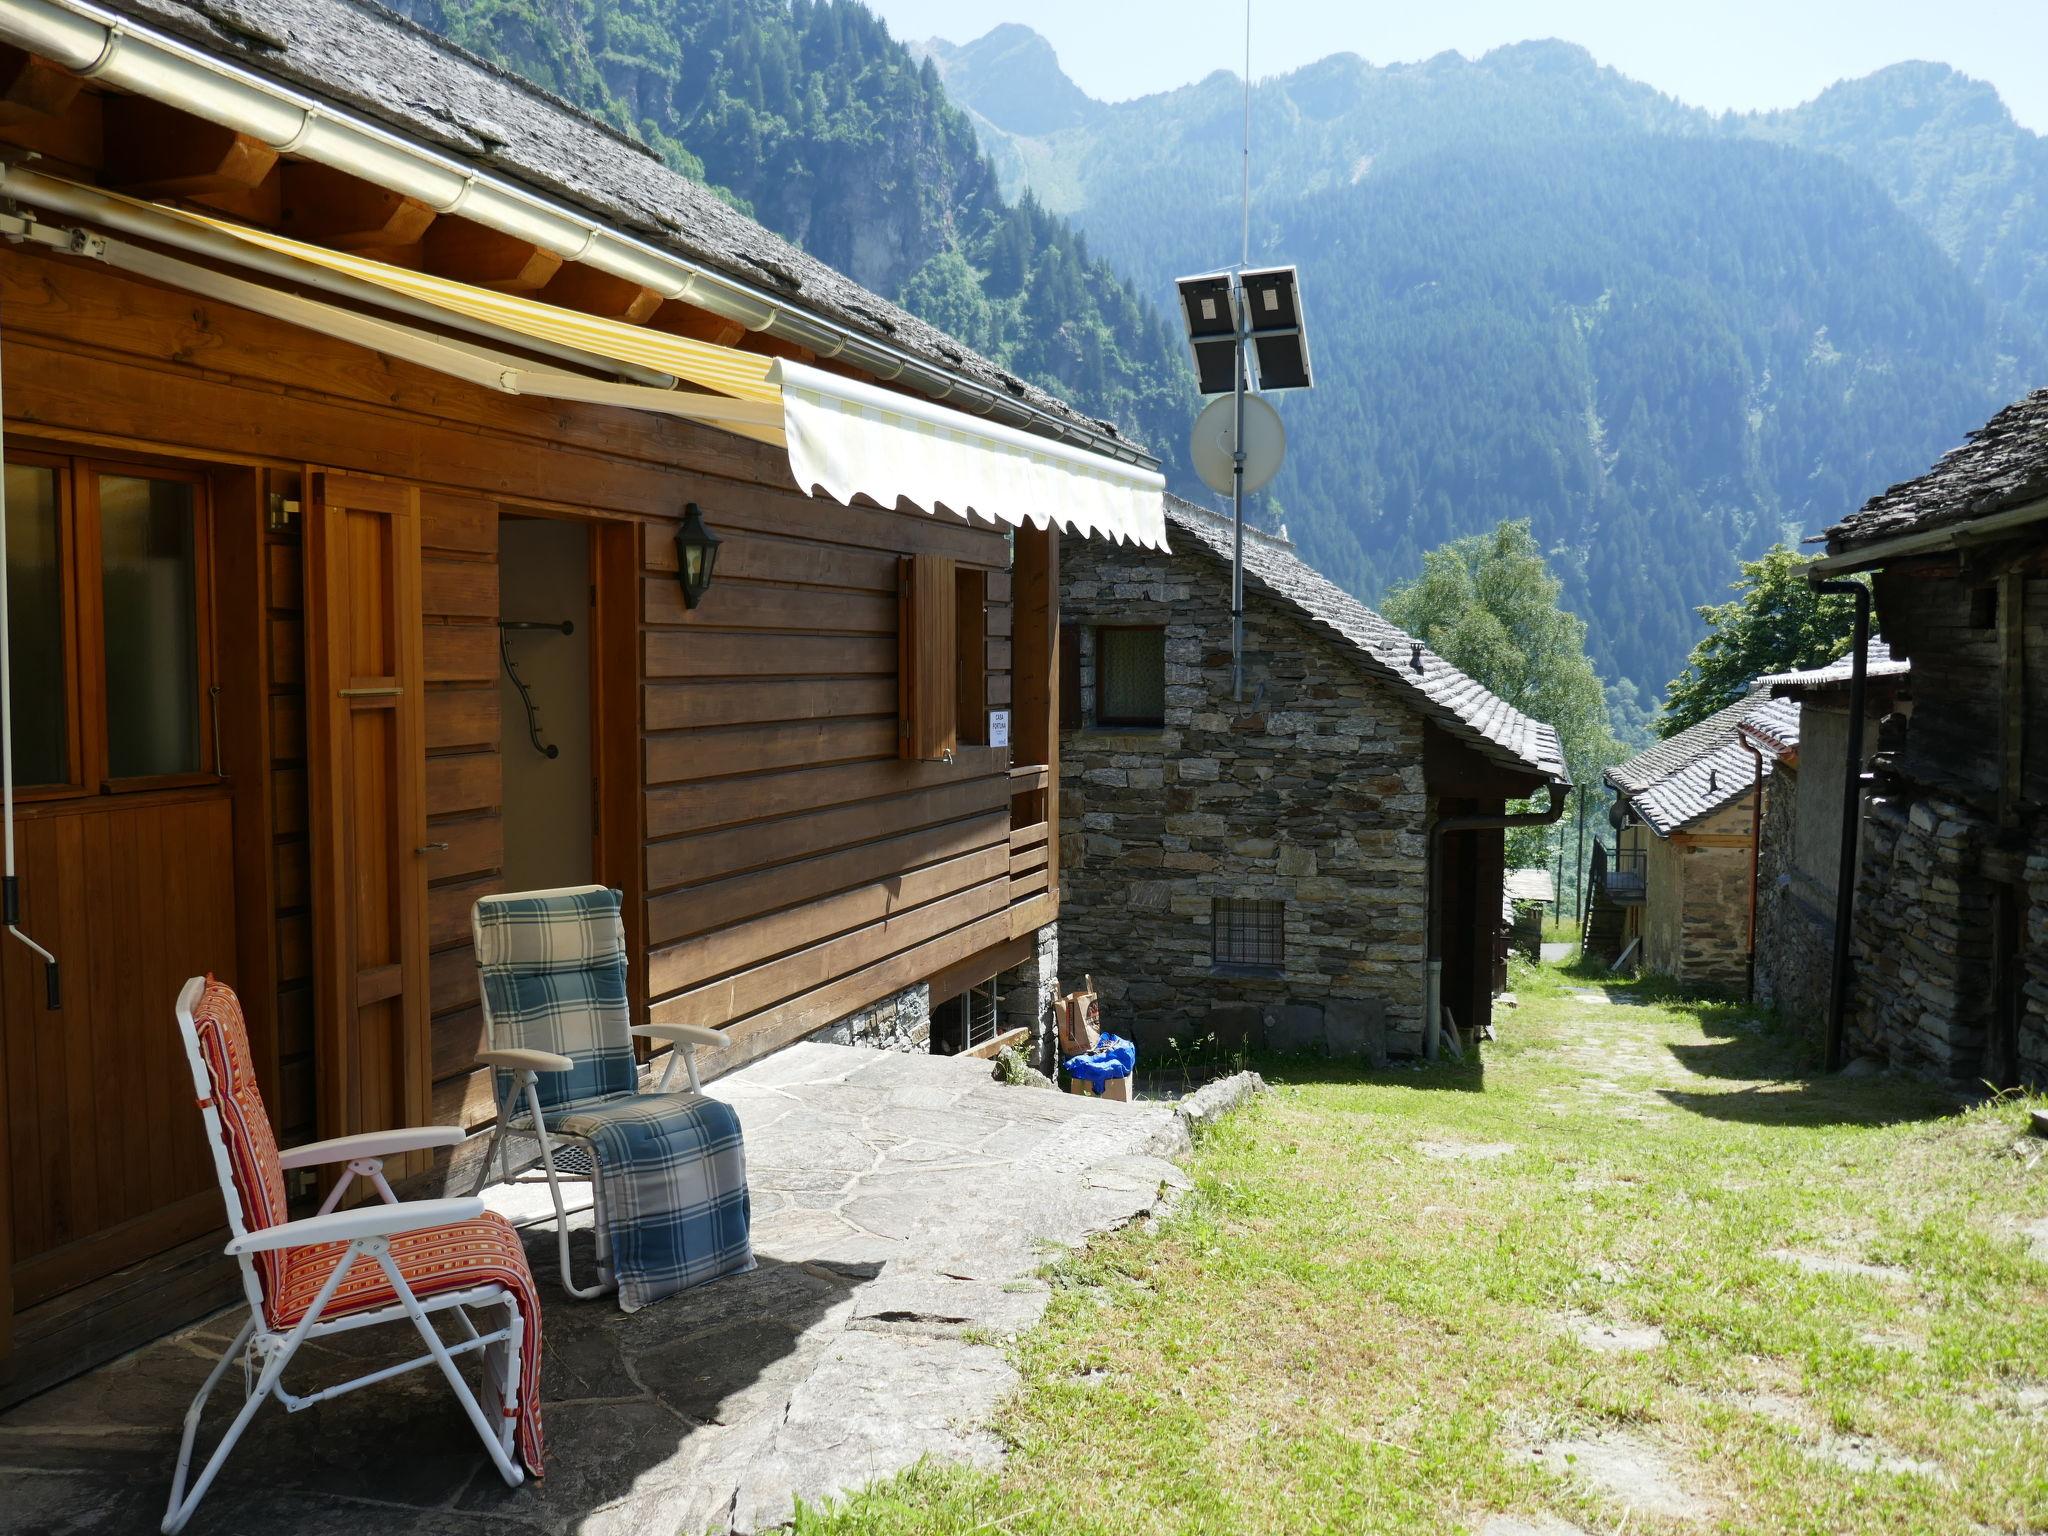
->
866;0;2048;133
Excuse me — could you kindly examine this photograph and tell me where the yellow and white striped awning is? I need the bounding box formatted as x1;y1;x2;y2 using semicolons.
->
3;169;1168;549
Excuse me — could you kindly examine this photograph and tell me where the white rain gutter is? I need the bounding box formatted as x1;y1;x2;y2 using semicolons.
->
0;0;1159;471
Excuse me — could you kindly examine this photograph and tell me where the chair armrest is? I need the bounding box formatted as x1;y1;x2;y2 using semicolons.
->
276;1125;465;1170
477;1047;575;1074
225;1196;487;1256
632;1024;729;1052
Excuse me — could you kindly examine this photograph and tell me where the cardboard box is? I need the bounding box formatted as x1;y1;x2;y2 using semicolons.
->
1065;1074;1131;1103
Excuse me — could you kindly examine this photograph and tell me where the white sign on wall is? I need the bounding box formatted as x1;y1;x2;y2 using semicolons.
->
988;710;1011;748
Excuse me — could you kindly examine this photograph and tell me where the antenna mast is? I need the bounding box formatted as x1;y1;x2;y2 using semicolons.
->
1230;0;1251;698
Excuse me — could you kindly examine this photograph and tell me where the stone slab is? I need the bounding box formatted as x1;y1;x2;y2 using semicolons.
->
0;1042;1187;1536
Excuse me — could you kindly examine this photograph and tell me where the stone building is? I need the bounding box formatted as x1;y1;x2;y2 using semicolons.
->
1815;388;2048;1086
1058;498;1568;1060
1742;642;1908;1032
1600;691;1797;993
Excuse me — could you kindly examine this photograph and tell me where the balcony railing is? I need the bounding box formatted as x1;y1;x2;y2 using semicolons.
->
1602;847;1647;905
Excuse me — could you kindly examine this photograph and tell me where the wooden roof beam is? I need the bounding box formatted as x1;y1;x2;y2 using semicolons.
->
419;216;562;294
538;263;663;324
647;298;747;348
0;44;82;125
103;93;277;196
278;161;436;252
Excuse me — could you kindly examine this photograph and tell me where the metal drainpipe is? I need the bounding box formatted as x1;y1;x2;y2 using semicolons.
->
1425;780;1569;1058
1738;731;1766;1003
1812;579;1872;1073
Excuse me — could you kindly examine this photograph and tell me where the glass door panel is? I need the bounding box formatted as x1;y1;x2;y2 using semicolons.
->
97;473;202;780
3;463;68;788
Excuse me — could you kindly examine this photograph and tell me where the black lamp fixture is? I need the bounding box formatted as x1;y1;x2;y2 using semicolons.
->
675;502;722;610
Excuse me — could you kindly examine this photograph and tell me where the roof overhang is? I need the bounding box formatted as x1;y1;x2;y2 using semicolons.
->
0;0;1159;475
0;167;1170;548
1811;492;2048;575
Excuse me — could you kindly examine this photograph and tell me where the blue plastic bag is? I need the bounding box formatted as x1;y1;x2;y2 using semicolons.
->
1063;1031;1136;1094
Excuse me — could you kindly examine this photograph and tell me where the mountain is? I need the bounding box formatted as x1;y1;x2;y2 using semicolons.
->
928;31;2044;694
382;0;1191;481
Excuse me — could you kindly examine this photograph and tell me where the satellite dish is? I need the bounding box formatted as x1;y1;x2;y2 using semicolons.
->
1191;393;1286;496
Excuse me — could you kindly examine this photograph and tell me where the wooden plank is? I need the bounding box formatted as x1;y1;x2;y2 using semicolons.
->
422;556;498;620
268;616;303;685
427;750;502;819
644;717;896;785
645;749;997;841
266;542;302;609
425;684;498;752
429;875;499;951
430;1004;486;1084
647;843;1009;997
647;774;1011;890
642;575;896;632
653;878;1008;1029
424;623;497;684
643;629;897;680
646;809;1008;946
430;942;480;1016
418;491;499;554
644;676;894;732
964;1026;1029;1061
639;485;1000;574
926;930;1035;1008
423;812;502;885
669;530;900;593
1008;890;1056;941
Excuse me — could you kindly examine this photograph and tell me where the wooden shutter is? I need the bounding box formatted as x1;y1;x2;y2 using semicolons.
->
898;554;958;761
304;471;431;1151
1058;621;1082;733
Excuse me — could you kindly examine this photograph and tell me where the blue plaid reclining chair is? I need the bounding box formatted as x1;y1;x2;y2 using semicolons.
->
471;886;753;1309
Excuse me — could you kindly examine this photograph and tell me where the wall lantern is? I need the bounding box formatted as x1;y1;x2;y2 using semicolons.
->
675;502;722;610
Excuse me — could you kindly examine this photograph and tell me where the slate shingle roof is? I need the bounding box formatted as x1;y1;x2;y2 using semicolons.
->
1825;388;2048;553
88;0;1142;456
1737;697;1803;760
1756;637;1909;694
1604;687;1793;838
1163;498;1568;785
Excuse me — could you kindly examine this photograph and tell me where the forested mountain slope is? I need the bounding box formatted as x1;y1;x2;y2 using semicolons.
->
383;0;1191;480
928;29;2043;693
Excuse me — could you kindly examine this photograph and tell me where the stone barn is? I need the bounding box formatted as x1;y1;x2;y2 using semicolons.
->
1058;498;1568;1062
1815;389;2048;1086
1743;642;1908;1033
1601;691;1794;993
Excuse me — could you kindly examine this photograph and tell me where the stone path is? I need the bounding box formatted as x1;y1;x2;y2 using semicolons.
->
0;1043;1193;1534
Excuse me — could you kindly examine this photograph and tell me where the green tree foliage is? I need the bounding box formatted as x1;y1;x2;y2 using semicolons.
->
1659;547;1868;736
1382;520;1620;793
386;0;1193;482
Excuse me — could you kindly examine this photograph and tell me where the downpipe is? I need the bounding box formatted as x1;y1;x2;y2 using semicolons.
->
1813;579;1872;1073
1425;780;1568;1059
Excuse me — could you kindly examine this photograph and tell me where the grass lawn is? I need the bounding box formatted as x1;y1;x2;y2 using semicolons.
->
1540;915;1582;948
795;959;2048;1535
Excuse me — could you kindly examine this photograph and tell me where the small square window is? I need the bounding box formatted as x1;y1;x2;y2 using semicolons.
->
1212;898;1285;969
1096;625;1165;726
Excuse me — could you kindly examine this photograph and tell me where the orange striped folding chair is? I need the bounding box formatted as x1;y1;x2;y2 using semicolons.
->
163;975;545;1534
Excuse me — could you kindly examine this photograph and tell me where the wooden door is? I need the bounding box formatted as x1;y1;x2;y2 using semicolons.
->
1;454;239;1317
304;472;430;1147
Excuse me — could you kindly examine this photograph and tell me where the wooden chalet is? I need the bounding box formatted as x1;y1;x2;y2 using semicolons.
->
1814;387;2048;1085
0;0;1168;1401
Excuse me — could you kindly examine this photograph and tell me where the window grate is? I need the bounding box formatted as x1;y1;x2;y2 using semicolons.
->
1096;625;1166;726
1212;898;1285;969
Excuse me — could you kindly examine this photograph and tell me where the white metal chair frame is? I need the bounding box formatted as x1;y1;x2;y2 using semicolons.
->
473;1009;727;1301
166;976;528;1535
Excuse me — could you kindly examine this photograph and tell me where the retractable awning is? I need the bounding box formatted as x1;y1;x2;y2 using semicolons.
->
0;168;1169;549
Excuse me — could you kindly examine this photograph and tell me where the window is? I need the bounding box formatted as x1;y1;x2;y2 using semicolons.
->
1095;625;1165;727
2;452;214;794
1212;898;1285;969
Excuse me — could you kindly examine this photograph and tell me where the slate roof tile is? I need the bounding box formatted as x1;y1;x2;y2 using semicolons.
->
1163;498;1568;784
1825;388;2048;552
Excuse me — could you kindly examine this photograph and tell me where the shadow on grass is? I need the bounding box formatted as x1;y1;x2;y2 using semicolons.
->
1654;1080;1967;1129
1245;1050;1487;1095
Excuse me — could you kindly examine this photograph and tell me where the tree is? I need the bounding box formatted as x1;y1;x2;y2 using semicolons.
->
1382;519;1620;791
1382;520;1622;886
1659;546;1866;736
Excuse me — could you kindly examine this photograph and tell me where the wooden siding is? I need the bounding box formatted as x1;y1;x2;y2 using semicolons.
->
0;243;1041;1139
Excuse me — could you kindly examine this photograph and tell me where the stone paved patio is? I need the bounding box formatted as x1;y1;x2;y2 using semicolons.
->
0;1043;1192;1534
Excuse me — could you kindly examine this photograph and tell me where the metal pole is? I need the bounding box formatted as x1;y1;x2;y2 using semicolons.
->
1574;787;1587;927
1230;0;1251;703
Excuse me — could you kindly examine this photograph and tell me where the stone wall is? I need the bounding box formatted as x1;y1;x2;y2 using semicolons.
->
1060;534;1427;1059
1847;788;2037;1080
999;923;1061;1074
1640;800;1753;994
1753;761;1834;1034
820;980;930;1052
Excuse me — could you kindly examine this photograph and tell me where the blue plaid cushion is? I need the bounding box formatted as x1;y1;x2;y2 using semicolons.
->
475;886;635;1112
548;1093;753;1310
